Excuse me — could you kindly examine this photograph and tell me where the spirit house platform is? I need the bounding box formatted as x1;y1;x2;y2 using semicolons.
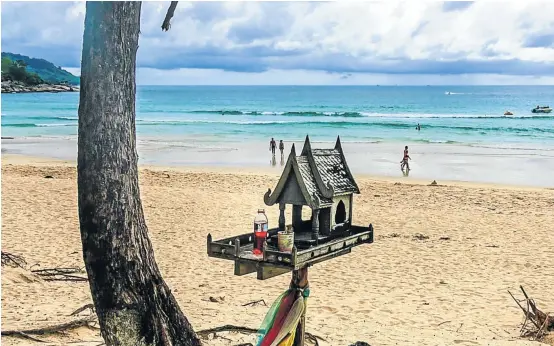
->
207;135;374;280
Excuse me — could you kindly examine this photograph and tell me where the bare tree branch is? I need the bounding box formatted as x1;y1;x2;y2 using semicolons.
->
1;251;27;269
161;1;178;31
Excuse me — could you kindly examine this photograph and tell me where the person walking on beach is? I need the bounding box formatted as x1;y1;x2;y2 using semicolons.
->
279;140;284;158
269;138;276;156
400;145;411;171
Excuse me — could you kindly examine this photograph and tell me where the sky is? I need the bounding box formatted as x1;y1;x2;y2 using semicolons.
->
2;1;554;85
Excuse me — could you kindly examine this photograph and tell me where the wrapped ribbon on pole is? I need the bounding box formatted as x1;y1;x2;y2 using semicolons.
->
257;268;310;346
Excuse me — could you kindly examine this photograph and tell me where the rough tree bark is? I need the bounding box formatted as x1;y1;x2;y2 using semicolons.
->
77;2;200;345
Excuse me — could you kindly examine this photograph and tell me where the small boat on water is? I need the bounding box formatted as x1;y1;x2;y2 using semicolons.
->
504;111;513;116
532;105;552;113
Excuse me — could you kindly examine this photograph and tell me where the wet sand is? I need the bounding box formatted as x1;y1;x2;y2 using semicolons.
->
2;136;554;187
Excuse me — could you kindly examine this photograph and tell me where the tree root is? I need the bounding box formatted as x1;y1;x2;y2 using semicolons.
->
3;320;326;345
31;267;88;282
3;331;46;343
196;324;325;345
197;324;258;337
69;303;95;316
1;316;98;342
242;299;267;307
1;252;88;282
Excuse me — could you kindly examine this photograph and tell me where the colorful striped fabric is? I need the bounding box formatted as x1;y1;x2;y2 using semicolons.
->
256;288;309;346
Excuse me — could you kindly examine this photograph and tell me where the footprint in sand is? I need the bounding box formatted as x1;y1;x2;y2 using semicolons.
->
320;306;338;313
340;305;354;314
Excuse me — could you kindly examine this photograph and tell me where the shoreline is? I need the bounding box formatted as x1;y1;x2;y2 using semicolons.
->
2;153;552;192
2;135;554;188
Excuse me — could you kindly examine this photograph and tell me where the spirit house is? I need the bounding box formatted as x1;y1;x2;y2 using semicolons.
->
207;135;374;280
263;135;360;245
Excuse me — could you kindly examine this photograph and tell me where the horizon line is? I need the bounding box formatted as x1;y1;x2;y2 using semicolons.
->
131;84;554;87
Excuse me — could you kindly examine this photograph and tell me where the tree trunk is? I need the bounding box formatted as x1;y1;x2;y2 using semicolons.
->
77;2;200;345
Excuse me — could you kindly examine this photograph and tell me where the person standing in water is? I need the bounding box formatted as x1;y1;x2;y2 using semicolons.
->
269;138;276;156
416;123;421;131
400;145;411;171
279;140;284;158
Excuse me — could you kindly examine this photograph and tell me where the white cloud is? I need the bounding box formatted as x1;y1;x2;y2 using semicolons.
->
174;2;553;60
4;1;554;84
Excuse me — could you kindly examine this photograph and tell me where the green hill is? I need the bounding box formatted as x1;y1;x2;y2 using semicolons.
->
1;52;79;85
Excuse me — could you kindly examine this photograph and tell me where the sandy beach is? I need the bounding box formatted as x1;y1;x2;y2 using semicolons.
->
1;154;554;345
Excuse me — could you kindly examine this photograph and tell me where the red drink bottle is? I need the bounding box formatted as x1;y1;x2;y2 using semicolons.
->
253;209;268;255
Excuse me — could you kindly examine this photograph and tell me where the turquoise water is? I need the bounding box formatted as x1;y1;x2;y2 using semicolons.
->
2;85;554;149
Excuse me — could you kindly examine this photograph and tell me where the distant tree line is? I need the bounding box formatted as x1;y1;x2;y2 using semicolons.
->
1;57;44;85
2;52;80;85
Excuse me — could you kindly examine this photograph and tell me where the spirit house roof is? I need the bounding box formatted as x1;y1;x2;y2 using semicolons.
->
264;135;360;209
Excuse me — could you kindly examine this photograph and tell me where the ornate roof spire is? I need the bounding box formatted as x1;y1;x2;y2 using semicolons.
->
334;135;342;151
301;135;311;156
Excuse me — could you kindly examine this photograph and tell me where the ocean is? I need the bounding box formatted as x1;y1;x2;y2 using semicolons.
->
2;86;554;186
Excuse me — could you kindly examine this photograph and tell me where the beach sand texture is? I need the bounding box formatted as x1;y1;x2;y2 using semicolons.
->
2;157;554;345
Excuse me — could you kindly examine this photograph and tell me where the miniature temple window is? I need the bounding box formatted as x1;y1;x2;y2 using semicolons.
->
335;200;346;224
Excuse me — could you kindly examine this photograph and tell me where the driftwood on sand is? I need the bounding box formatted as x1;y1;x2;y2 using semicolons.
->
509;285;553;341
1;251;27;269
2;251;88;282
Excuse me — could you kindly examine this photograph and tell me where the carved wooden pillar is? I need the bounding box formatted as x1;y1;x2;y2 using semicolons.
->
292;205;302;229
348;194;353;223
311;208;320;240
320;208;331;236
279;202;286;231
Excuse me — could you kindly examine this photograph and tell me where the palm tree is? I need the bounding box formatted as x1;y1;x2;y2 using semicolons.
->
77;2;200;345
